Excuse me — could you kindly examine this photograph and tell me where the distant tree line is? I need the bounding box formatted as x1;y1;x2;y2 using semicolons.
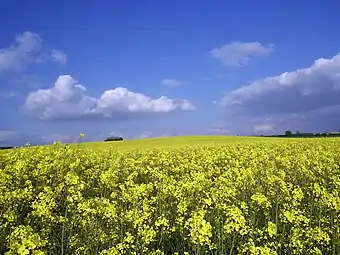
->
104;136;124;142
263;130;340;138
0;146;16;150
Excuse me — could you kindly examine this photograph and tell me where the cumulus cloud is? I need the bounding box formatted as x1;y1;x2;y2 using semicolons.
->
161;79;188;87
50;49;67;64
0;31;66;72
210;41;274;67
24;75;195;121
218;53;340;132
0;31;41;72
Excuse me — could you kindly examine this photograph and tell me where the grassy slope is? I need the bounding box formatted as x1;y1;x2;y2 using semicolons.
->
72;135;287;151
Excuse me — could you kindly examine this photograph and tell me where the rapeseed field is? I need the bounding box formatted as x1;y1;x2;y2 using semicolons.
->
0;137;339;254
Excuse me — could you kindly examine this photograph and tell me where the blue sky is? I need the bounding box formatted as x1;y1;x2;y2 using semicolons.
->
1;0;340;145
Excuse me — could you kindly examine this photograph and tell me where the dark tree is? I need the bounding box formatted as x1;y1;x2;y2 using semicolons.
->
104;136;124;142
284;130;292;136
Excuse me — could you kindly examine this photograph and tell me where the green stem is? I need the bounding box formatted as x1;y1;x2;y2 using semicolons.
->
61;206;68;255
229;232;236;255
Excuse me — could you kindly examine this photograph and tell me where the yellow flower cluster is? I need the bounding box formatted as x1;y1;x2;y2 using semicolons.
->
0;139;340;254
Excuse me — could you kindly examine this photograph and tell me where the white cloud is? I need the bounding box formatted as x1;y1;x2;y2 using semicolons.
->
0;31;66;72
210;41;274;67
51;49;67;64
218;53;340;133
0;31;41;72
161;79;188;87
24;75;195;121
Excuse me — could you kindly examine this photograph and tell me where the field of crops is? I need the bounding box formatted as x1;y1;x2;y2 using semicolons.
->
70;136;283;150
1;137;340;254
